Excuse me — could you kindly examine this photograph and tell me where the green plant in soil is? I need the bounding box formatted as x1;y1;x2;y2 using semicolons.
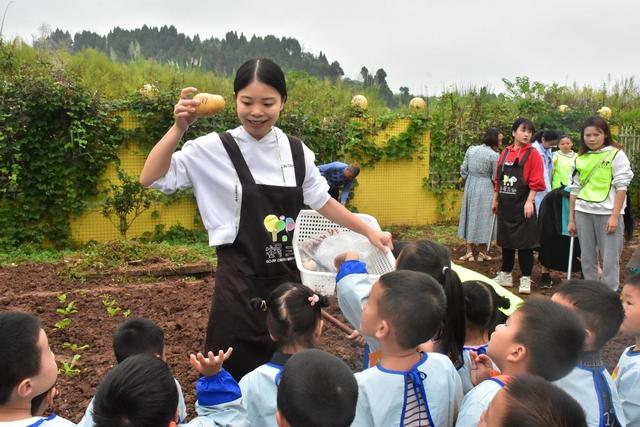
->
101;294;129;317
58;354;81;377
54;318;72;330
62;342;90;352
56;301;78;316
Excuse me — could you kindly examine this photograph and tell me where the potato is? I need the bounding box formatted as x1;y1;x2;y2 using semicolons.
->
193;93;225;117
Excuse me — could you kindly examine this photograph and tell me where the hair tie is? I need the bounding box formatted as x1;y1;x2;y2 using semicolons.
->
259;300;267;312
308;294;320;306
442;266;450;275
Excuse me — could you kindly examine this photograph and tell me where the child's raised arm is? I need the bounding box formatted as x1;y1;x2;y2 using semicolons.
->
334;251;361;271
139;87;201;187
189;347;233;377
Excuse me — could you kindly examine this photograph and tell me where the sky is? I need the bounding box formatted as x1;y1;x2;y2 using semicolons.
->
1;0;639;95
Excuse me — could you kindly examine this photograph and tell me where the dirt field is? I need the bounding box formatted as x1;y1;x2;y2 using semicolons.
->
0;231;636;422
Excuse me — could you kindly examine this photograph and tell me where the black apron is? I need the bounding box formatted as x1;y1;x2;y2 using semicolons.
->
205;132;305;380
496;148;539;249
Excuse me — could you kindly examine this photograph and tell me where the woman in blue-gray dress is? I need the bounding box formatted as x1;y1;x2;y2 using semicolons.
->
457;128;502;261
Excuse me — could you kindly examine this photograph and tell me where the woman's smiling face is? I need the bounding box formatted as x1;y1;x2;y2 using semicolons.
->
236;80;284;141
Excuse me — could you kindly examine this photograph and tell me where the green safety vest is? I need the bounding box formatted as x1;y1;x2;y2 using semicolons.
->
552;152;576;189
575;149;619;203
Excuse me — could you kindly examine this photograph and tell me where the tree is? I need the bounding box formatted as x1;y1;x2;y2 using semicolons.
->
101;166;157;238
399;86;411;105
374;68;394;105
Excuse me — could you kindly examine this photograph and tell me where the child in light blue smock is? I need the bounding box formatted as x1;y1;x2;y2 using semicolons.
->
456;297;584;427
238;282;329;427
335;253;462;427
76;318;187;427
91;350;249;427
614;274;640;426
458;280;510;394
552;280;627;427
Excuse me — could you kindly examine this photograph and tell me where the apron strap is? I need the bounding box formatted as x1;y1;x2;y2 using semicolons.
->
219;132;256;185
519;147;533;166
286;134;306;187
499;146;534;175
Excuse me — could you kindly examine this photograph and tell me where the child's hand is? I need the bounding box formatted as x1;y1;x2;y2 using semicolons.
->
334;251;360;271
44;387;59;408
174;87;200;132
470;351;495;385
346;330;366;346
189;348;233;377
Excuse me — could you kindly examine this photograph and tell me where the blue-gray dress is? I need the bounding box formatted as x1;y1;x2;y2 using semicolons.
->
457;145;498;244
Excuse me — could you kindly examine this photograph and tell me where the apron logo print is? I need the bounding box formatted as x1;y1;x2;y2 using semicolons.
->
502;175;517;186
263;214;296;242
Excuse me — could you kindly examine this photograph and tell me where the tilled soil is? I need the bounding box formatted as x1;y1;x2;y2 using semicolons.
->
0;232;636;422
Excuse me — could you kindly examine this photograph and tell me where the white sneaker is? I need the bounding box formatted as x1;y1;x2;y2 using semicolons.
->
493;271;513;288
519;276;532;295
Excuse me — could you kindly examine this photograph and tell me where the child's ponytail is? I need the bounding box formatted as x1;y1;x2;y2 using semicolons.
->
395;240;466;368
463;280;511;336
441;266;466;368
259;282;326;351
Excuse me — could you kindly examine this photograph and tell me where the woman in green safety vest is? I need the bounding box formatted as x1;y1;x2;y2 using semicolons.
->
567;116;634;291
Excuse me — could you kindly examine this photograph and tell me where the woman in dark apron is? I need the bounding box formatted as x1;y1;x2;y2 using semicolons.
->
492;118;546;295
140;58;392;380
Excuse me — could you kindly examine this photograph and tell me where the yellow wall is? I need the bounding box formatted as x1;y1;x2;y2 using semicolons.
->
70;116;460;242
69;115;202;243
351;119;461;227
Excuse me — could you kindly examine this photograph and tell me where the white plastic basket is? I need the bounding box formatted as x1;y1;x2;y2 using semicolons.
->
293;209;396;295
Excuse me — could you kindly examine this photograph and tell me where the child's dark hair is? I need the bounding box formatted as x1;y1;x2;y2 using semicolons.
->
234;58;287;101
532;129;560;144
463;280;510;335
0;312;41;405
554;279;624;349
250;282;329;350
377;270;447;349
499;375;587;427
482;127;502;147
112;318;164;363
578;115;618;155
514;296;584;380
511;118;535;134
93;354;178;427
277;349;358;427
626;273;640;289
395;240;466;367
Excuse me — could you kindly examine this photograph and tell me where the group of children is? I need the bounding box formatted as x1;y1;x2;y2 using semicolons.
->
2;238;639;427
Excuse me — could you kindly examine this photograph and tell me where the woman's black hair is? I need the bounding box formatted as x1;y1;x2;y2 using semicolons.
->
462;280;510;335
482;127;502;147
250;282;329;350
578;115;616;155
511;118;535;134
395;240;466;368
532;130;560;144
234;58;287;101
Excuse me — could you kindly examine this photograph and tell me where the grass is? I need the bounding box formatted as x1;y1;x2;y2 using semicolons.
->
0;230;216;282
0;245;77;267
386;222;464;247
0;224;464;272
59;240;216;281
